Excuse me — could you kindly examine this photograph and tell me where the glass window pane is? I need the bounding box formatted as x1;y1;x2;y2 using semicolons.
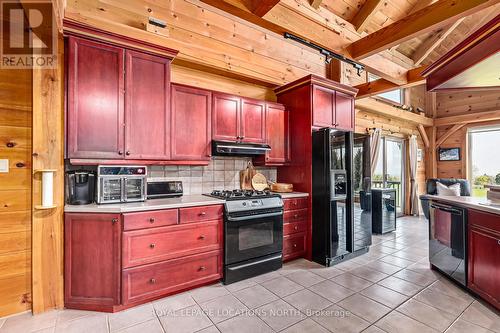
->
469;127;500;197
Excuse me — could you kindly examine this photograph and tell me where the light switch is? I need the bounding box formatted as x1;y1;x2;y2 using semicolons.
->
0;159;9;173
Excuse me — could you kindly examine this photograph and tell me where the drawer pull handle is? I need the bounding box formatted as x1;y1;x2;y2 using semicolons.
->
199;266;206;271
294;214;299;219
199;212;206;216
294;225;298;230
112;218;118;224
149;243;156;249
199;235;206;240
150;278;156;284
293;202;298;205
149;218;155;223
293;244;297;248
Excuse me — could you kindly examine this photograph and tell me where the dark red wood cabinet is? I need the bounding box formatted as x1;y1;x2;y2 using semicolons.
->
125;50;171;160
212;93;266;143
312;84;354;131
335;91;355;130
171;84;212;161
65;213;122;310
254;102;290;166
468;209;500;310
67;36;125;159
66;36;175;162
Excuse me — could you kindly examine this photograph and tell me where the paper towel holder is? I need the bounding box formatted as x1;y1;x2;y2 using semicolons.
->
34;169;57;210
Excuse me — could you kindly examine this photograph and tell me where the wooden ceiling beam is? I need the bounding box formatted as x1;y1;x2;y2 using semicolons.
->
434;109;500;126
356;98;434;126
418;124;430;148
351;0;384;33
436;124;465;146
243;0;281;17
309;0;323;9
412;18;465;66
355;65;427;99
347;0;498;60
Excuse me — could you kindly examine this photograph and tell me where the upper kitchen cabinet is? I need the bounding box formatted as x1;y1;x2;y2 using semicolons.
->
65;32;177;162
212;93;266;143
254;102;290;166
125;50;171;160
171;84;212;161
276;75;357;132
212;93;240;141
67;36;125;159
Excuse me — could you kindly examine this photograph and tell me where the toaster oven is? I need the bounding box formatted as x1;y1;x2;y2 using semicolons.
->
97;166;147;204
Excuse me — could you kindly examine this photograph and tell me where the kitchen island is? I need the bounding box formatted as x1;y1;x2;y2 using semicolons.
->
424;195;500;311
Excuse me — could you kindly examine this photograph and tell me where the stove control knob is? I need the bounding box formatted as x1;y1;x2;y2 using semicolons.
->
242;202;247;206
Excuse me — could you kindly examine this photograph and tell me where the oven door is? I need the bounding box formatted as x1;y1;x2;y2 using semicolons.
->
98;177;122;204
225;209;283;265
123;177;145;202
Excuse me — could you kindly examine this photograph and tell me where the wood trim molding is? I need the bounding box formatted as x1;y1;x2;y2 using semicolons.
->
434;109;500;126
62;19;179;59
243;0;280;17
275;74;359;96
347;0;497;60
436;124;465;147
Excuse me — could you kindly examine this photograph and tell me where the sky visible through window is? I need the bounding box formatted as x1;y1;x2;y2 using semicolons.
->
469;127;500;197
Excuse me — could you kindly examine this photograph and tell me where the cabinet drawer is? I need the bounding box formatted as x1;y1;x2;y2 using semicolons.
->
123;220;222;268
469;209;500;233
283;232;306;260
123;210;178;231
122;250;222;304
284;209;308;223
284;220;307;236
179;205;223;224
283;198;308;211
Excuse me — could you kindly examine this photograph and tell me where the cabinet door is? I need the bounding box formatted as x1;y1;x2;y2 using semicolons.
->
64;213;121;307
241;98;266;143
125;50;171;160
312;85;334;128
67;37;125;159
468;226;500;309
171;84;211;160
265;103;290;164
335;92;354;131
212;93;240;141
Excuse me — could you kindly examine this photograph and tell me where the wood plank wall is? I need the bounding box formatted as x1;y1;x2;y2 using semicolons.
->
435;90;500;179
0;2;33;316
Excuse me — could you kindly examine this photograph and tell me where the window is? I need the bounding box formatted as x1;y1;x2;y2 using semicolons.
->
468;125;500;197
368;73;403;105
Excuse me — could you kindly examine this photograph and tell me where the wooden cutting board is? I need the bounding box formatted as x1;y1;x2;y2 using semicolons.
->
240;161;256;190
252;173;268;191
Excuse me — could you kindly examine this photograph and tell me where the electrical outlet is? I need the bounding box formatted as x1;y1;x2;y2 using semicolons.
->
0;159;8;173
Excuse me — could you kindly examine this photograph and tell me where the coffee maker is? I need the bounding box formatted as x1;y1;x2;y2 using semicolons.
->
66;171;96;205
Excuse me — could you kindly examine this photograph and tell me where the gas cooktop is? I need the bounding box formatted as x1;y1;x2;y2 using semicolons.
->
204;189;280;201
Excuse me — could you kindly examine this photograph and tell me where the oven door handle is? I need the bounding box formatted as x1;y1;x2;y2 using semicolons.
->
430;203;463;215
227;254;283;270
226;211;283;222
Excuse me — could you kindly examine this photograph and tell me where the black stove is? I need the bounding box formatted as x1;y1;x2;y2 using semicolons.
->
204;189;284;284
204;189;279;200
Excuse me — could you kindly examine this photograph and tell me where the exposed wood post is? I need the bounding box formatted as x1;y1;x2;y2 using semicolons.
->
436;124;466;147
31;36;65;314
327;58;344;84
425;126;437;178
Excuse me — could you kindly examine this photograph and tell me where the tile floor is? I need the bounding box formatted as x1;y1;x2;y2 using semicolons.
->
1;216;499;333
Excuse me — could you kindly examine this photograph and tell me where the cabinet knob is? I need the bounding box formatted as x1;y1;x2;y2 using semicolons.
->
294;214;299;219
199;212;206;216
293;202;298;206
240;136;245;140
112;218;118;224
498;240;500;245
199;266;206;271
150;278;156;284
149;217;155;223
293;243;297;248
199;235;206;240
118;151;123;155
126;151;131;156
294;225;298;230
149;243;156;249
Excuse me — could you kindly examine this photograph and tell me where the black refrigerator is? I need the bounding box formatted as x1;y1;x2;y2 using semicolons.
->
312;128;372;266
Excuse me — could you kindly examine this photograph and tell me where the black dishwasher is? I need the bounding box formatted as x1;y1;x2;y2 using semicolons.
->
429;201;467;287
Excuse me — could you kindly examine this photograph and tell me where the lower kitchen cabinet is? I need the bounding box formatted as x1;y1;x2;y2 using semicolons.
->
282;198;308;261
64;205;223;312
468;209;500;310
65;213;122;310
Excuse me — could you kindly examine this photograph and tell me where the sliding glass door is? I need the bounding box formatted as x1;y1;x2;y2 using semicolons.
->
373;137;405;216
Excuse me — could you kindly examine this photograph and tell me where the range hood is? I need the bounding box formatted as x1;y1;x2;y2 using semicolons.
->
212;140;271;156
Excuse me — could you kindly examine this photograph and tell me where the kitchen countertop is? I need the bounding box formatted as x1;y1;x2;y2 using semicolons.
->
64;192;309;213
422;194;500;215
